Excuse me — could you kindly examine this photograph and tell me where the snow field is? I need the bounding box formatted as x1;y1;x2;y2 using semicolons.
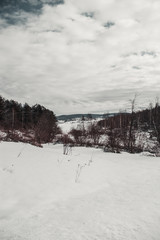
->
0;142;160;239
58;119;95;134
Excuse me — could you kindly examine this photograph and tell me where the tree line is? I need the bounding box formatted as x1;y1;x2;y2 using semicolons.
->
0;95;59;144
1;95;160;153
62;99;160;154
97;100;160;153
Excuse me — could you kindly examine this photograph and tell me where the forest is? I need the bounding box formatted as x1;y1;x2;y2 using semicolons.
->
1;95;160;154
65;99;160;154
0;95;59;144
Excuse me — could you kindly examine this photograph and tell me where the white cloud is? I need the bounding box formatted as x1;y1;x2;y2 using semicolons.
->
0;0;160;114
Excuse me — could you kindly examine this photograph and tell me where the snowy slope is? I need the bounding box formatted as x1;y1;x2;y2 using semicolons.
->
58;119;99;134
0;142;160;240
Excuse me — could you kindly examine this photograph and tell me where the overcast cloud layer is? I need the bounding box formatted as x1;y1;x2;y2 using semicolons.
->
0;0;160;115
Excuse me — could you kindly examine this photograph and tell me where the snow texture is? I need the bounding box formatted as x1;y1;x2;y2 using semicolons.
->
59;119;98;134
0;142;160;240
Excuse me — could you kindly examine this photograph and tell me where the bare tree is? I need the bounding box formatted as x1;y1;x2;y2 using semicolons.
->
128;95;137;153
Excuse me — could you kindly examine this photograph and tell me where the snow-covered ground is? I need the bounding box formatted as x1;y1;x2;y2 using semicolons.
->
58;119;99;134
0;142;160;240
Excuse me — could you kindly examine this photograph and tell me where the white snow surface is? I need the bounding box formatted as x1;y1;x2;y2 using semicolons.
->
0;142;160;240
58;119;97;134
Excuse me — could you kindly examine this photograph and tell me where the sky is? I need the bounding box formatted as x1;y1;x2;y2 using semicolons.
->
0;0;160;115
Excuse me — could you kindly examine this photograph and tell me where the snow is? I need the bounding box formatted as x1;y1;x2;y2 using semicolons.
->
58;119;98;134
0;142;160;240
0;130;7;139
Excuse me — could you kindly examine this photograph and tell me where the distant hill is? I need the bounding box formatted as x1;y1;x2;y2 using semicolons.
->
57;113;116;121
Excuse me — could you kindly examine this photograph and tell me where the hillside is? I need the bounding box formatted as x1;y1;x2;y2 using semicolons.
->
57;113;116;121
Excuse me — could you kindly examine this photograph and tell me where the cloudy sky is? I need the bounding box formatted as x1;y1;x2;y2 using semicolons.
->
0;0;160;115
